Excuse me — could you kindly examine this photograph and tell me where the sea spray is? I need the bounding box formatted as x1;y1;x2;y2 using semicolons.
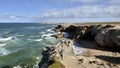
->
0;47;10;56
0;23;61;68
72;41;85;56
0;37;13;42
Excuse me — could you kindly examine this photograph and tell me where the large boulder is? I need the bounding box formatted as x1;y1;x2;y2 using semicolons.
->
39;46;56;68
51;32;64;38
84;25;114;40
95;26;120;48
52;25;64;32
63;25;88;39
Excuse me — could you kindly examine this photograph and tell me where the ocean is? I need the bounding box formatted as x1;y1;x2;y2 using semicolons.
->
0;23;61;68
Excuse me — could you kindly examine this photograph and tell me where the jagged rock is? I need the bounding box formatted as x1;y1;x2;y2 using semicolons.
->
39;46;56;68
52;25;64;32
95;26;120;48
39;40;73;68
84;25;114;40
62;25;88;39
62;25;78;32
51;32;64;38
39;24;120;68
53;24;119;48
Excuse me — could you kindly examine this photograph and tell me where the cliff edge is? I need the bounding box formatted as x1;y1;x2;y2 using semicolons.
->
39;24;120;68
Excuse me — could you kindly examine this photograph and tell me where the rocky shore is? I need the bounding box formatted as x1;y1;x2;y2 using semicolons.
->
39;23;120;68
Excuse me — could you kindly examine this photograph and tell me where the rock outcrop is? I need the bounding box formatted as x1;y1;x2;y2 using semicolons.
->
39;40;72;68
39;24;120;68
95;26;120;48
53;24;120;48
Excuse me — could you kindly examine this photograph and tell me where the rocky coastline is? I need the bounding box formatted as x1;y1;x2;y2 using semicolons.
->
39;23;120;68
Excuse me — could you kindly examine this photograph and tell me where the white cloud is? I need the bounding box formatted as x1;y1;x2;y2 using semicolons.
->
76;0;98;3
1;14;16;19
52;0;99;3
0;14;33;22
37;5;120;20
52;0;120;5
0;14;29;19
30;5;120;22
1;5;120;22
110;0;120;4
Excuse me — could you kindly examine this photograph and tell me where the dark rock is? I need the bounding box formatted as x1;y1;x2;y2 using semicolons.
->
51;32;64;38
78;59;83;64
39;46;55;68
63;25;88;39
95;27;120;48
39;24;120;68
52;25;64;32
62;25;78;32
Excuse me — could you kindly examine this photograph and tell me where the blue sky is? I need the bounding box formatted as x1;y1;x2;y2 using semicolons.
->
0;0;120;23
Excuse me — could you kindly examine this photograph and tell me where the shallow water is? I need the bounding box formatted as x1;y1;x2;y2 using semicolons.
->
0;23;61;68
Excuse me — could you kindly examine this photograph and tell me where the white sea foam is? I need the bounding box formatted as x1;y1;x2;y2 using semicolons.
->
42;33;53;38
0;37;13;42
0;47;10;56
40;31;45;35
72;42;85;56
34;39;42;41
36;56;40;60
13;65;22;68
4;31;11;34
0;43;6;46
17;35;24;37
25;26;44;29
25;27;35;29
73;46;84;56
46;29;54;32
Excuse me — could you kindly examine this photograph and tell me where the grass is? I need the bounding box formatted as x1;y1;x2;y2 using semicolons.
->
48;57;65;68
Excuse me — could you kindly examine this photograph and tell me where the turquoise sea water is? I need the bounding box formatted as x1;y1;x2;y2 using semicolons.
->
0;23;60;68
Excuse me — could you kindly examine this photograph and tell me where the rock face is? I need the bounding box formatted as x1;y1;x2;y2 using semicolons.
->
39;46;56;68
95;26;120;48
39;24;120;68
51;32;64;38
39;40;72;68
53;24;120;48
52;25;64;32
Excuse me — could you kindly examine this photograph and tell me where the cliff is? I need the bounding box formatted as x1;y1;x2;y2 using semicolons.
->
39;24;120;68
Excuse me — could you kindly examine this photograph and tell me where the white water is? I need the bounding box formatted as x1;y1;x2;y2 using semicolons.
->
34;39;42;41
0;37;13;42
0;47;10;56
41;33;53;38
13;65;22;68
0;24;60;67
72;41;85;56
46;29;54;32
0;43;6;46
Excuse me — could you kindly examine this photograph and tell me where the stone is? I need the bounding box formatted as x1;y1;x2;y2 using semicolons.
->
51;32;64;38
95;26;120;48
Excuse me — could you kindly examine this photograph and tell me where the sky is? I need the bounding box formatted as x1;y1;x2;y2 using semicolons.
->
0;0;120;23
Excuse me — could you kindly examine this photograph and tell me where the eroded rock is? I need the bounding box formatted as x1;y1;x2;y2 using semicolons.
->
39;24;120;68
95;26;120;48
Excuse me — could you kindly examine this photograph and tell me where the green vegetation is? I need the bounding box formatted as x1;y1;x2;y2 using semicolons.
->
48;57;65;68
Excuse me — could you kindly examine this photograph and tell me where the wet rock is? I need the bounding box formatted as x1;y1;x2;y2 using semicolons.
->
51;32;64;38
39;46;56;68
52;25;64;32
